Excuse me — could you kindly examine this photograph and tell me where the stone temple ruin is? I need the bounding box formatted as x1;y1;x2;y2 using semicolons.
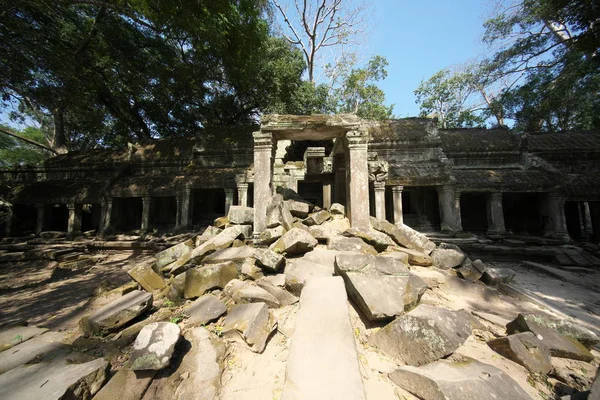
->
2;114;599;242
0;114;599;400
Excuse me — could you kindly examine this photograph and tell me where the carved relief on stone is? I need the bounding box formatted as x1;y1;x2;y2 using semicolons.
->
368;159;389;182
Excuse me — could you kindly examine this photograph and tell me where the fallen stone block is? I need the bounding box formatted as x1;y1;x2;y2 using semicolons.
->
0;325;48;352
266;194;285;228
213;216;228;229
130;322;181;370
93;368;156;400
259;225;285;245
254;248;285;272
185;294;227;327
285;199;311;218
482;267;516;285
327;236;377;255
431;243;466;269
590;369;600;400
487;332;552;374
200;226;222;240
80;290;153;336
329;203;345;216
284;259;334;295
342;227;395;252
184;262;238;299
457;260;484;282
227;206;254;225
240;258;264;280
369;304;473;366
225;279;281;308
128;263;166;292
270;228;317;255
303;210;331;226
386;246;432;266
282;277;366;400
222;303;275;353
389;355;532;400
112;308;172;348
202;246;256;264
257;279;298;306
371;217;436;254
506;313;596;361
0;353;108;400
0;331;71;374
155;239;194;270
378;250;410;265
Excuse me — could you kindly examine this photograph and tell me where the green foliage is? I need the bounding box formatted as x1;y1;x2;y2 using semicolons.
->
0;126;49;167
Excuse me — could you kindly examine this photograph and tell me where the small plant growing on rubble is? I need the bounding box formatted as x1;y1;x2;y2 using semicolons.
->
170;316;183;324
12;334;23;344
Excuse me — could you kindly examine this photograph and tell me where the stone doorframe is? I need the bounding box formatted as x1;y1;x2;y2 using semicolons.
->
252;114;371;238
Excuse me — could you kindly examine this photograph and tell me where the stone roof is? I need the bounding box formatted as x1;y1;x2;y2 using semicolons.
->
453;169;562;191
526;131;600;152
369;118;438;142
12;180;103;203
564;173;600;196
439;128;519;153
388;162;451;186
110;175;187;197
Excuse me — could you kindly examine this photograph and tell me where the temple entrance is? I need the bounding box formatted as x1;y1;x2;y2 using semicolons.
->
81;203;102;233
298;181;323;208
402;187;440;232
460;192;488;232
112;197;142;231
45;204;68;231
565;201;583;240
9;204;36;236
503;193;544;235
192;188;225;227
150;196;177;231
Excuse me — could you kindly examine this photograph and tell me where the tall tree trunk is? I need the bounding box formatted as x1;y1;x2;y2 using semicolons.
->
51;108;68;154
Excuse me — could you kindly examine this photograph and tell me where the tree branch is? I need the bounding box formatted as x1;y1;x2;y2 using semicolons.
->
0;127;58;155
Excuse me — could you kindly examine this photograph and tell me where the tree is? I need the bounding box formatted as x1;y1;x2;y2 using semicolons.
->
0;125;50;167
271;0;368;83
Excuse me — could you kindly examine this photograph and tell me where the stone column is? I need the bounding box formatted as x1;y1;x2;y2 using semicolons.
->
438;185;459;232
224;188;234;215
237;183;249;207
253;131;273;236
373;181;386;221
322;182;332;209
175;196;182;228
334;166;346;205
141;196;151;232
584;201;594;240
4;206;13;237
392;185;404;225
486;192;506;235
180;188;191;229
101;198;113;232
35;204;45;235
545;193;569;240
67;203;81;235
346;130;370;230
454;191;463;232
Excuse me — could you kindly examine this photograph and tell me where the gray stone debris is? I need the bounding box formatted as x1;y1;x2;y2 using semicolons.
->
371;217;436;255
259;225;285;244
129;322;181;370
389;355;532;400
79;290;153;336
184;262;238;299
93;368;156;400
270;228;318;255
342;227;396;252
254;248;285;272
155;239;194;270
482;267;517;285
185;294;227;327
257;279;298;306
487;332;552;374
386;246;433;266
303;210;331;226
202;246;256;264
506;313;595;361
0;352;108;400
0;331;70;375
369;304;473;366
285;199;310;218
282;277;366;400
590;369;600;400
327;236;377;255
240;258;264;280
430;243;466;269
0;325;48;352
457;259;485;282
335;254;427;321
228;281;281;308
222;303;276;353
128;263;166;292
227;206;254;225
329;203;345;216
284;259;334;295
190;225;251;263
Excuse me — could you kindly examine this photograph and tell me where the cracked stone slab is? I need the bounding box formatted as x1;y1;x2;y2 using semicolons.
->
222;303;275;353
130;322;181;370
185;294;227;327
0;331;70;375
0;325;49;352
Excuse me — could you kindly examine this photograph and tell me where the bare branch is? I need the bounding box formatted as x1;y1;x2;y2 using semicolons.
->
0;127;57;155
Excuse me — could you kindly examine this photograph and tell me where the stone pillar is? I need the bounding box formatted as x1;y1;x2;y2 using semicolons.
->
35;204;45;235
237;183;249;207
584;201;594;240
224;188;234;215
180;188;191;229
373;181;386;221
438;185;459;232
334;166;346;205
346;130;370;230
392;185;404;225
67;203;81;235
454;191;463;232
102;198;113;232
141;196;151;232
486;192;506;235
322;182;332;209
175;196;182;227
545;193;569;240
4;206;13;237
253;131;273;236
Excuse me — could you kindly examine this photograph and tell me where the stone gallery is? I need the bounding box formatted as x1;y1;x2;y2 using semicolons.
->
0;114;599;400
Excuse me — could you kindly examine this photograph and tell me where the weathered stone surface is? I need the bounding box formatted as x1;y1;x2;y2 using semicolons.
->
185;294;227;327
282;277;366;400
189;225;250;263
487;332;552;374
266;194;285;228
226;280;281;308
303;210;331;226
155;239;194;270
343;227;396;252
284;259;334;295
112;308;172;348
227;206;254;225
128;264;166;292
431;243;466;269
202;246;256;264
200;226;222;239
482;267;516;285
0;353;108;400
264;273;286;287
369;304;473;366
371;217;436;254
270;228;317;255
386;246;432;266
94;369;156;400
80;290;153;335
590;369;600;400
257;280;298;306
254;248;285;272
285;199;311;218
222;303;275;353
184;262;238;299
506;313;596;360
335;254;426;321
457;260;484;282
0;325;48;352
130;322;181;370
389;355;532;400
378;250;410;265
329;203;345;216
213;216;229;229
0;331;70;374
259;225;285;244
328;236;377;255
240;258;264;280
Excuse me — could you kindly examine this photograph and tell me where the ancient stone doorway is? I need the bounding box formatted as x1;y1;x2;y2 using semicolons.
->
401;187;440;232
9;204;36;236
192;189;225;227
149;196;177;231
112;197;142;231
460;193;488;232
503;193;544;235
46;204;68;231
298;181;323;208
81;203;102;233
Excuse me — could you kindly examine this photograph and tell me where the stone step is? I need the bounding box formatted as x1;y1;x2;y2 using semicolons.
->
282;276;366;400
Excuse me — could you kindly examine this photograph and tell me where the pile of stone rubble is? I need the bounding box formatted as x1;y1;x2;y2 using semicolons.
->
0;191;598;400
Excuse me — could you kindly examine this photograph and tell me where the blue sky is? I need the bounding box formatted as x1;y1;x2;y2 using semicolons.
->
367;0;490;117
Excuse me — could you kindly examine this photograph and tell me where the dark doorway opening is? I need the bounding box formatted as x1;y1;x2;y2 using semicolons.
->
81;203;101;233
403;187;440;232
45;204;68;231
192;189;225;227
503;193;544;235
298;181;323;208
150;196;177;231
113;197;143;231
565;201;583;240
590;201;600;241
460;192;488;232
10;204;37;236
